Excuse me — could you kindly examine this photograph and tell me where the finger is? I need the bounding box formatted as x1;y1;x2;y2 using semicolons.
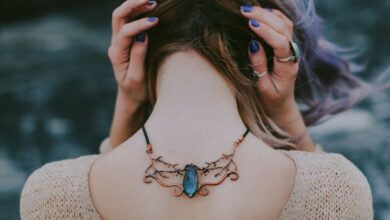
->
131;2;157;18
240;5;292;41
272;9;294;38
108;17;158;66
248;19;298;80
124;32;148;86
248;19;291;63
247;40;275;93
111;0;156;38
112;17;158;53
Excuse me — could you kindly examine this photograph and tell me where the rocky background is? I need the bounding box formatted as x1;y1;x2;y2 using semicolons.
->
0;0;389;219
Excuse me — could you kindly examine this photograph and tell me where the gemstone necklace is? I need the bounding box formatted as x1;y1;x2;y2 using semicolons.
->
142;124;250;198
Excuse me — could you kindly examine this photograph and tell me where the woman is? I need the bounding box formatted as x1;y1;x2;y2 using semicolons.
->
20;0;374;219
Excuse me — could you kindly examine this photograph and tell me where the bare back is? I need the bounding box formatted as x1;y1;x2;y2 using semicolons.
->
89;127;297;220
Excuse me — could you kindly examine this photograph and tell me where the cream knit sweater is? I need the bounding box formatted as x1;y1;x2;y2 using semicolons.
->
20;141;374;220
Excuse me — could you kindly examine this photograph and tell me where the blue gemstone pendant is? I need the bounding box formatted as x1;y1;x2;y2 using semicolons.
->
142;125;250;198
182;164;199;198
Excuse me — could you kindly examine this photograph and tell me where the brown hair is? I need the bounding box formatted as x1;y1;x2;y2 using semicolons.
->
139;0;376;148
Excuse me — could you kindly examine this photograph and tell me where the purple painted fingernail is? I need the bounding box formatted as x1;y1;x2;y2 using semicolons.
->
135;32;146;42
147;17;158;22
249;19;261;28
249;40;260;54
241;5;253;13
147;0;156;6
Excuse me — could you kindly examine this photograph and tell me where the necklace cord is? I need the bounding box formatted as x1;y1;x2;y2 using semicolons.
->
141;123;250;198
141;125;151;145
141;123;250;147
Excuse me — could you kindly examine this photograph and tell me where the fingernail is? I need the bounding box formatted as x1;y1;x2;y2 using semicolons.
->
147;0;156;6
249;40;260;54
241;5;253;13
264;8;273;12
147;17;158;22
250;19;261;28
135;32;146;42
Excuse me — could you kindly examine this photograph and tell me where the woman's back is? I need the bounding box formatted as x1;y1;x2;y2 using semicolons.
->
20;128;373;219
89;128;297;220
20;49;374;220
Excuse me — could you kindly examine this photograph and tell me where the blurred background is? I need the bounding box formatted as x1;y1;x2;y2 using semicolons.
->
0;0;389;219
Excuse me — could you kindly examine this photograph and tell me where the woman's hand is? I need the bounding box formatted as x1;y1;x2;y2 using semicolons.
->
108;0;158;148
109;0;158;104
240;5;316;152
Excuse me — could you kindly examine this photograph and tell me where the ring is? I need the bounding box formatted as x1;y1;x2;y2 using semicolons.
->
252;70;267;80
275;41;300;64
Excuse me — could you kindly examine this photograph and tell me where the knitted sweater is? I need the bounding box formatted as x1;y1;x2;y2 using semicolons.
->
20;142;374;220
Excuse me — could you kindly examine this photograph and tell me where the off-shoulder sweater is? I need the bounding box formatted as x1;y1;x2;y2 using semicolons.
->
20;141;374;220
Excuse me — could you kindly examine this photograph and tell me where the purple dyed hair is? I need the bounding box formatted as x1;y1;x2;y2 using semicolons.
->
143;0;389;147
273;0;386;125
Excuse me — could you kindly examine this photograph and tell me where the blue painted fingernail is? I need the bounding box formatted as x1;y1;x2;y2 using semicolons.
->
135;32;146;42
147;0;156;6
148;17;158;22
241;5;253;13
249;40;260;54
250;19;260;28
264;8;273;12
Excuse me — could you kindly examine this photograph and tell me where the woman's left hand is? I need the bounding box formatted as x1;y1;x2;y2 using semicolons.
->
240;5;316;152
241;5;297;118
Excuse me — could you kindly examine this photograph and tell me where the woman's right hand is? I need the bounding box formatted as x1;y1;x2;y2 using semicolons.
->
108;0;158;105
108;0;159;148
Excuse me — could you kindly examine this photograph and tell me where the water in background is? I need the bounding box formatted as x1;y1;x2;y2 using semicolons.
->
0;0;389;219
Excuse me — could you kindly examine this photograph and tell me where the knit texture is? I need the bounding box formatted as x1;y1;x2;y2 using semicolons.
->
20;141;373;220
279;151;373;220
20;155;101;220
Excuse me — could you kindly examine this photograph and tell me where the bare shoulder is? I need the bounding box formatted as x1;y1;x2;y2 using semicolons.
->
279;150;374;220
20;155;101;219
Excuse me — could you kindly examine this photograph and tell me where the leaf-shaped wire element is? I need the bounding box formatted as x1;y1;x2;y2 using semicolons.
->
143;156;186;197
142;126;250;198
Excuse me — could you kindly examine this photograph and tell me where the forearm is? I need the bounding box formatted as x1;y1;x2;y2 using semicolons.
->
109;91;147;148
269;102;316;152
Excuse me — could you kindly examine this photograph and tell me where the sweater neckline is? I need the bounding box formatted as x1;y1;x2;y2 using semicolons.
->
277;150;299;214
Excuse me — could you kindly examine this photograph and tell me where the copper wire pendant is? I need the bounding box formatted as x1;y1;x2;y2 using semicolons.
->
142;125;250;198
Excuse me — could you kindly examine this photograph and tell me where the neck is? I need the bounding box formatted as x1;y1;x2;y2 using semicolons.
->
143;50;248;154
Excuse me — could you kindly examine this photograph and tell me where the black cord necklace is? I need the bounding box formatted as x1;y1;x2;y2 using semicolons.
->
142;124;250;198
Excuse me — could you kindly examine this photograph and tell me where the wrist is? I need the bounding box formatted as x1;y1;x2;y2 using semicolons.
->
115;89;146;116
267;101;316;152
267;99;300;125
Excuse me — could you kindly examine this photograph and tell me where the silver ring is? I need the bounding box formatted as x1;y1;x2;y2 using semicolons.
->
275;41;300;64
253;70;267;80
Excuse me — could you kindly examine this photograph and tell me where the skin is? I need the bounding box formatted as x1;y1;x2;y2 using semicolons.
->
241;6;315;151
90;47;297;220
89;2;301;219
107;0;316;150
108;0;158;148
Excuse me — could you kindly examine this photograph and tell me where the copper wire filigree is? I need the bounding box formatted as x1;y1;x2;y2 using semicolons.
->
142;126;250;198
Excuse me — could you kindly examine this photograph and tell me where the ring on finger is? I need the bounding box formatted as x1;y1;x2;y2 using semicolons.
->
275;41;300;64
252;70;267;80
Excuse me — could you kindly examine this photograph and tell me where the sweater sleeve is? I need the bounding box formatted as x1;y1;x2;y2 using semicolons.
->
20;155;102;220
335;154;374;219
280;151;373;220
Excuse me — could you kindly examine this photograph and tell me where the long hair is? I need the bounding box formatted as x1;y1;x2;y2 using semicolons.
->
139;0;379;148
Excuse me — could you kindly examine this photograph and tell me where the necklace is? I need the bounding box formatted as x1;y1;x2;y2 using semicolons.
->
142;124;250;198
